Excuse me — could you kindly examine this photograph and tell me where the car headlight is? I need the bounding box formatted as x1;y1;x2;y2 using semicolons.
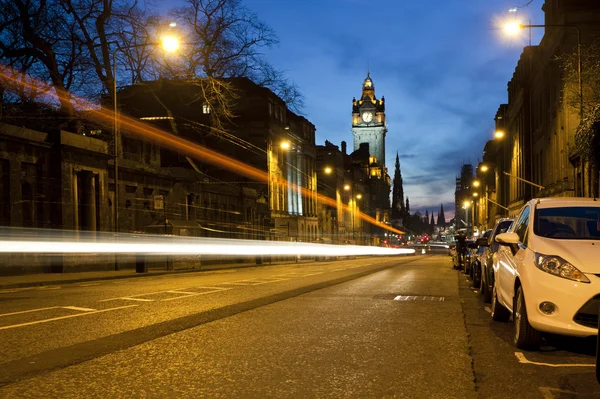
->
534;253;590;283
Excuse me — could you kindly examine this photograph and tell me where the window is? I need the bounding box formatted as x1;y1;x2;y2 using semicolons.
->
203;104;210;114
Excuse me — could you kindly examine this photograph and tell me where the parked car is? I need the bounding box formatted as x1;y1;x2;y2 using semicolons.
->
476;219;514;302
491;197;600;350
471;229;492;288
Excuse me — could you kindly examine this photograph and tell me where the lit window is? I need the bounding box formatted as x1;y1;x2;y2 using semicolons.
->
203;104;210;114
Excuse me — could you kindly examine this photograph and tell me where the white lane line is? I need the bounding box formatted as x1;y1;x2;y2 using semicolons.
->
166;291;197;295
161;290;225;301
484;306;492;314
78;283;101;287
515;352;594;367
62;306;97;312
119;297;154;302
195;286;231;291
0;306;60;317
39;286;61;290
0;305;138;331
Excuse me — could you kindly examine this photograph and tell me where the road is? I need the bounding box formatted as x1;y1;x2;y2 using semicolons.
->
0;255;598;398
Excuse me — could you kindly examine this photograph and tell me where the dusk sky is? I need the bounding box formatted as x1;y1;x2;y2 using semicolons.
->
237;0;545;220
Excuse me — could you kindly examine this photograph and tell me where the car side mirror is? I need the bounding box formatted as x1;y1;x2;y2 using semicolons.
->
495;232;519;245
475;237;489;247
495;232;520;255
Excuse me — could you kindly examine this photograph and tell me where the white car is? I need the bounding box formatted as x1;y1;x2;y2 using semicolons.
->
491;197;600;349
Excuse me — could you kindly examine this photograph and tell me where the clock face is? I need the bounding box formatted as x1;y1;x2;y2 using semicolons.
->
362;112;373;122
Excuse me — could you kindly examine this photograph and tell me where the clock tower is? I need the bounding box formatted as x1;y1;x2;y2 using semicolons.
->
351;73;387;168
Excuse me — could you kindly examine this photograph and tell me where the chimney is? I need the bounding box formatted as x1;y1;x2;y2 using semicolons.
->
341;141;347;155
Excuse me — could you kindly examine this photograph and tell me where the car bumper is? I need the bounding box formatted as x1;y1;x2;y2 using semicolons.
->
522;268;600;337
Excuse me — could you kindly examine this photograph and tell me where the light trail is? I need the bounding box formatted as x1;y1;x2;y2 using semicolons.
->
0;229;415;257
0;67;405;236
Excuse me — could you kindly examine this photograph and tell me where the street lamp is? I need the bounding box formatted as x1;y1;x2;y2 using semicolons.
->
494;130;505;139
504;22;582;118
463;200;471;237
112;35;181;233
324;166;332;174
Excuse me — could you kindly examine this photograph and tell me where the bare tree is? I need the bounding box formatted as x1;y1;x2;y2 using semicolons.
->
0;0;81;116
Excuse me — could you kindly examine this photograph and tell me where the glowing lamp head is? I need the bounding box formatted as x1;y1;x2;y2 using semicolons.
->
504;22;522;36
161;35;180;52
481;165;489;172
356;194;362;200
281;141;291;150
473;180;480;188
344;184;351;191
495;130;505;139
324;167;332;174
463;200;471;208
473;192;479;197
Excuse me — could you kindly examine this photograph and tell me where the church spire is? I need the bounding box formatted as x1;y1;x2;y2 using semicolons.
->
391;152;405;221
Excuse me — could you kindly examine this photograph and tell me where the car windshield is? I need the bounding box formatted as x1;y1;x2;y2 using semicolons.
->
535;207;600;239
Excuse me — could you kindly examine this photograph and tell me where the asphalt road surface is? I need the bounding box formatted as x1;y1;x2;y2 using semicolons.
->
0;254;598;398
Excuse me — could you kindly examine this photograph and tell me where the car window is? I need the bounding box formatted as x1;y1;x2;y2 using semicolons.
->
513;206;530;246
535;206;600;239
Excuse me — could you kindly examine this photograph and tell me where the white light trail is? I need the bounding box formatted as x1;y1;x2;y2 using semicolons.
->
0;229;415;257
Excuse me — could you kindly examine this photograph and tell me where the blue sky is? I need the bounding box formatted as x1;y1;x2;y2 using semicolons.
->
239;0;544;219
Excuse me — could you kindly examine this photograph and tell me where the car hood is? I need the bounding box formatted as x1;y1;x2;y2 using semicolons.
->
534;238;600;273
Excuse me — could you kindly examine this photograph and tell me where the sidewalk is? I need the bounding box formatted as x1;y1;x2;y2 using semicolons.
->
0;258;319;290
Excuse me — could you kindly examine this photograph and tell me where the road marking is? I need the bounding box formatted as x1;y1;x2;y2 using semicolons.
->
161;289;227;301
119;297;154;302
484;306;492;314
515;352;594;367
0;306;60;317
62;306;97;312
39;286;61;290
166;290;197;295
0;305;138;331
195;286;231;291
78;283;101;287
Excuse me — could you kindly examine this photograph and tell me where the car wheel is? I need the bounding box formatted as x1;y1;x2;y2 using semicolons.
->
491;282;510;322
481;273;491;303
514;286;542;350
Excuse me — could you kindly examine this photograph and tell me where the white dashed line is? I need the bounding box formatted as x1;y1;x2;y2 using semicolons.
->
0;306;60;317
62;306;97;312
515;352;594;367
0;305;138;331
118;297;154;302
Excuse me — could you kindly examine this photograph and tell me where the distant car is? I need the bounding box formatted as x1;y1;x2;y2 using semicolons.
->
470;229;492;287
476;218;514;302
491;197;600;350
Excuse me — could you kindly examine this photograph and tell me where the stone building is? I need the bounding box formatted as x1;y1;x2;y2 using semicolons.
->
118;77;318;243
473;0;600;227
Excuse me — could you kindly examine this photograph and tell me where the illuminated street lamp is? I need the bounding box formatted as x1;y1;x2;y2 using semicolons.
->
324;166;332;174
494;130;505;139
504;22;582;118
356;194;362;199
344;184;351;191
473;180;481;188
280;140;291;150
480;165;489;172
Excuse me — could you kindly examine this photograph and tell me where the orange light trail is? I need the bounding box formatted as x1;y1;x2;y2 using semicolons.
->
0;68;404;236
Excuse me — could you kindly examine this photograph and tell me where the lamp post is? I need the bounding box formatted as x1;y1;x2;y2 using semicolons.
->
112;35;181;234
505;23;583;118
463;200;471;237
